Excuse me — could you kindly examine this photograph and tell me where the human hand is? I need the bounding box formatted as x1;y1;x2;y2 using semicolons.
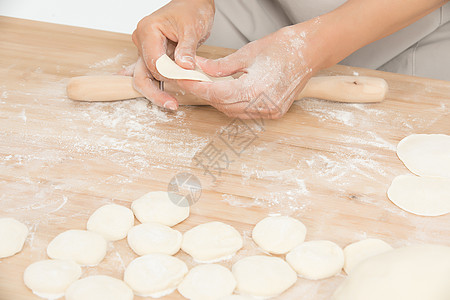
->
178;20;330;119
126;0;215;110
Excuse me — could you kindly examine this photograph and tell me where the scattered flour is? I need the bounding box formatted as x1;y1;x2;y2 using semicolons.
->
89;53;125;69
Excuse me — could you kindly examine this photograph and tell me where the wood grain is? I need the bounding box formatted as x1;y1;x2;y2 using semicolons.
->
0;16;449;300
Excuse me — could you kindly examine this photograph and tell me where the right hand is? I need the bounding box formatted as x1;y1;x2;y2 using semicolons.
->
126;0;215;110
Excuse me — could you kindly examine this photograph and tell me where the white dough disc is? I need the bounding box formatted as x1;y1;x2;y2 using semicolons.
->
387;174;450;216
124;253;188;297
0;217;28;258
252;216;306;254
47;230;107;266
178;264;236;300
343;238;393;274
87;204;134;241
219;296;253;300
156;54;233;82
24;259;81;299
65;275;133;300
397;134;450;179
127;222;182;256
181;221;243;263
131;191;189;227
333;244;450;300
286;240;344;280
232;255;297;298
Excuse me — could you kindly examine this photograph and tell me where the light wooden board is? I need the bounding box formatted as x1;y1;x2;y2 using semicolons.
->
0;16;449;299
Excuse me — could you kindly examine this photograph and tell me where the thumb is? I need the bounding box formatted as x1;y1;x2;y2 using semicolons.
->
174;29;198;70
196;51;248;77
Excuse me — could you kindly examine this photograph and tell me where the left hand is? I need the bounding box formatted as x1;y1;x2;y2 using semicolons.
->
178;20;327;119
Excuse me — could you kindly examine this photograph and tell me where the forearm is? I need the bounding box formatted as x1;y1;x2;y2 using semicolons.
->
306;0;449;69
173;0;214;9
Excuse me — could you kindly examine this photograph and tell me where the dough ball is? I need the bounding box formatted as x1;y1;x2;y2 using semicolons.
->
124;253;188;297
47;230;107;266
333;244;450;300
252;216;306;254
387;175;450;216
178;264;236;300
131;191;189;227
87;204;134;241
65;275;133;300
232;255;297;298
397;134;450;179
127;222;182;256
0;217;28;258
343;238;393;274
181;221;243;263
286;240;344;280
24;259;81;299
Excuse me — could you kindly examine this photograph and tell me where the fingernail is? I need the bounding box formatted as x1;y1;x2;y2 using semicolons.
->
180;56;195;67
164;102;177;111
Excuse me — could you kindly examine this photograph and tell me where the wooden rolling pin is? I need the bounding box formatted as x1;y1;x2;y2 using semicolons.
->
67;75;388;105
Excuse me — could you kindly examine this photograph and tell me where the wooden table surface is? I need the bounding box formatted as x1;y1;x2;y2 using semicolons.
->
0;16;449;300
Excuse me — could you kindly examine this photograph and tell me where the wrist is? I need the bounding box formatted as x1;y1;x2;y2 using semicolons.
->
288;18;338;73
289;4;373;71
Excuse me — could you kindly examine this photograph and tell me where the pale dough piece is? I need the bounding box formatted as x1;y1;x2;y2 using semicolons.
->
343;238;393;274
47;230;107;266
24;259;81;299
127;222;182;256
252;216;306;254
286;240;344;280
232;255;297;298
387;174;450;216
0;217;28;258
131;191;189;227
397;134;450;179
65;275;133;300
181;221;243;263
219;296;253;300
333;244;450;300
124;253;188;298
178;264;236;300
156;54;233;82
87;204;134;241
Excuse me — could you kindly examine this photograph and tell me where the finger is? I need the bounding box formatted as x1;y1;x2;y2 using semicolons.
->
133;57;178;110
166;40;176;58
196;50;250;77
116;63;136;76
174;28;198;70
177;75;252;104
138;31;167;81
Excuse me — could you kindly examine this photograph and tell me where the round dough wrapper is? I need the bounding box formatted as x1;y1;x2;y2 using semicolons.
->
286;240;344;280
343;238;393;274
65;275;133;300
127;222;182;256
387;175;450;216
252;216;306;254
397;134;450;179
220;296;254;300
232;255;297;298
131;191;189;227
181;221;243;263
24;259;81;299
178;264;236;300
333;244;450;300
124;253;188;297
47;230;107;266
156;54;233;82
87;204;134;241
0;217;28;258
